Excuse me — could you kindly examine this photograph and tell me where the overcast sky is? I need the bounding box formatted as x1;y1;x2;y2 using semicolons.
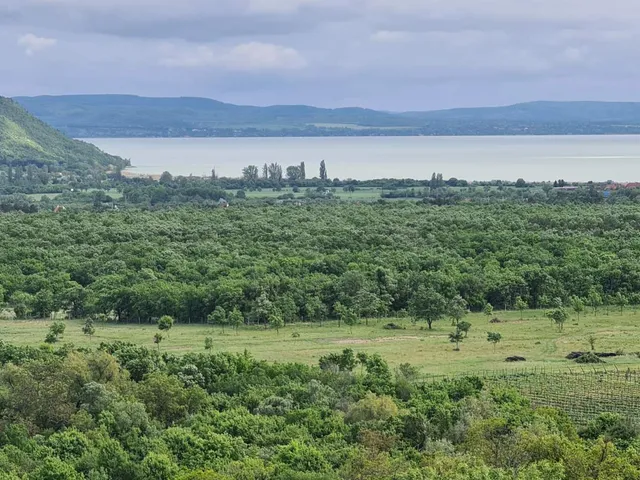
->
3;0;640;110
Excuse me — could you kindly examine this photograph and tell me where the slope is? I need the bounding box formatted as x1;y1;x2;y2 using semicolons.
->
0;96;129;172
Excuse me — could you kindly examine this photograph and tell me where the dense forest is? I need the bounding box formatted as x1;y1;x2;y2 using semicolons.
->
1;340;639;479
1;203;640;324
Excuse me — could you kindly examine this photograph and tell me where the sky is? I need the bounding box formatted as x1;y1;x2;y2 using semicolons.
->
2;0;640;111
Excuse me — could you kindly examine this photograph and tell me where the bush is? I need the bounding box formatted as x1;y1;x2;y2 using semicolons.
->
575;352;605;364
383;323;405;330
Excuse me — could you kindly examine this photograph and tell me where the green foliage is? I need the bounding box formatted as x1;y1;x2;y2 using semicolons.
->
409;286;446;329
0;342;637;478
3;203;640;328
45;321;66;344
204;337;213;351
158;315;175;333
545;307;570;332
449;329;464;351
269;312;285;334
0;97;128;181
515;297;527;319
487;332;502;351
82;318;96;340
208;307;228;333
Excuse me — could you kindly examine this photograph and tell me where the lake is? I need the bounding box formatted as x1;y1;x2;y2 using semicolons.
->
87;135;640;182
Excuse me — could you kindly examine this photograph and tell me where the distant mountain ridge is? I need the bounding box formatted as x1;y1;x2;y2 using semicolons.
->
0;96;128;172
13;95;640;138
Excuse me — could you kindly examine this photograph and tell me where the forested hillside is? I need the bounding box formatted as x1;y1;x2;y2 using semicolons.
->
15;95;640;137
1;203;639;322
0;97;129;190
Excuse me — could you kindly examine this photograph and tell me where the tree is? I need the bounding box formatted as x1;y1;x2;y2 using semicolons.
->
340;307;358;333
158;315;174;337
11;291;33;319
267;163;283;182
449;328;464;351
515;178;526;188
588;288;602;315
262;163;268;179
614;292;628;315
319;160;327;181
588;335;597;352
408;286;447;330
82;317;96;342
286;165;302;182
515;297;527;320
242;165;259;182
153;332;164;351
483;303;494;319
571;296;585;322
487;332;502;351
447;295;467;326
299;161;306;180
228;307;244;333
45;321;66;344
204;337;213;351
208;306;228;333
159;171;173;184
457;321;472;338
546;307;569;332
269;312;284;334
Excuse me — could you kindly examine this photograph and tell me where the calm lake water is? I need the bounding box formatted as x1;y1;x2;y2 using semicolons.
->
87;135;640;182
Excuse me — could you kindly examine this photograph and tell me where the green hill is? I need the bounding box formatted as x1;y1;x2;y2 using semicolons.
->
0;96;128;172
13;95;640;137
401;101;640;122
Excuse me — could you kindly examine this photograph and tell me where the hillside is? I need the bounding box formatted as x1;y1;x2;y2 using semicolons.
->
13;95;640;137
402;100;640;122
14;95;418;137
0;96;128;172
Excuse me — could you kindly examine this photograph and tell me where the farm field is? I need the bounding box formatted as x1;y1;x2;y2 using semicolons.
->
3;308;640;375
244;186;384;200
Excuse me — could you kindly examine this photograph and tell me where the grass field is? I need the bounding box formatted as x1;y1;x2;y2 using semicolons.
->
2;309;640;375
244;187;385;201
26;188;123;201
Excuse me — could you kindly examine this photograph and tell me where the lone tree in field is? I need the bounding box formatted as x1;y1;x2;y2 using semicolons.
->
204;337;213;351
487;332;502;351
571;296;585;322
157;315;174;337
409;286;447;330
208;306;228;334
153;332;164;352
228;307;244;334
82;317;96;342
447;295;468;326
515;297;527;320
449;328;464;351
588;335;597;352
269;312;285;334
483;303;494;319
45;321;66;344
546;307;569;332
457;321;472;338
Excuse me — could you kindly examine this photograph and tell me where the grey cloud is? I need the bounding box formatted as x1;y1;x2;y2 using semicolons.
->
3;0;640;109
